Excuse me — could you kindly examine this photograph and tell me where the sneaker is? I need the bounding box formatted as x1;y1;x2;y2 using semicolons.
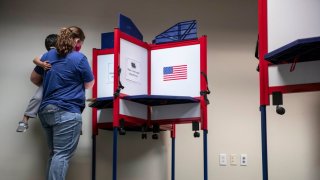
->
16;121;28;132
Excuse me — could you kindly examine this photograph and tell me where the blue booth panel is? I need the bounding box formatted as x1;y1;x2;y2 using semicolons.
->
101;14;143;49
119;14;143;41
101;32;114;49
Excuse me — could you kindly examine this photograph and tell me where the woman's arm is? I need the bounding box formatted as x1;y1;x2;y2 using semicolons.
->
84;79;95;89
79;57;95;89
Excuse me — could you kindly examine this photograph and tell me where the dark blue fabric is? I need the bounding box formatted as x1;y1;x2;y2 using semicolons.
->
34;49;94;113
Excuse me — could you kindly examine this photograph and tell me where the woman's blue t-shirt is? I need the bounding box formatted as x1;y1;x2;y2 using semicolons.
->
34;49;94;113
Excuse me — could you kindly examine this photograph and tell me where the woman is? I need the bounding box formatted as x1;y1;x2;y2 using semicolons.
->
30;26;94;180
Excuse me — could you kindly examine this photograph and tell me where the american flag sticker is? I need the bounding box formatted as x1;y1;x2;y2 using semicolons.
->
163;65;187;81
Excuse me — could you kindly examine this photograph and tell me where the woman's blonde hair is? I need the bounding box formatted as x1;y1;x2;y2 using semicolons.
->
56;26;85;56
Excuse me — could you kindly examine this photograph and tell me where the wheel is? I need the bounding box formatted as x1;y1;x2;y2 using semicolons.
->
141;133;147;139
194;131;200;138
276;106;285;115
119;128;126;135
152;134;159;140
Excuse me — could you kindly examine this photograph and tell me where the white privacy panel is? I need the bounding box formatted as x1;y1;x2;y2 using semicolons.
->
268;0;320;52
151;103;200;120
97;109;113;123
97;54;114;97
119;99;148;120
268;61;320;86
119;39;148;95
151;45;200;97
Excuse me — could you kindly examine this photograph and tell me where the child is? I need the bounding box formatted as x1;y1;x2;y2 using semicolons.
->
16;34;58;132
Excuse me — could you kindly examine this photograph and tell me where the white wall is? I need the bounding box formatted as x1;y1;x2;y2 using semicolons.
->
0;0;319;180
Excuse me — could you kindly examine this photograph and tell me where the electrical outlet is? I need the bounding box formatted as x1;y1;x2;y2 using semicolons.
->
230;154;237;166
219;153;227;166
240;154;248;166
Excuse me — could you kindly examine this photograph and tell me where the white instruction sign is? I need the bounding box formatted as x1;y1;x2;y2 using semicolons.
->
107;63;114;84
125;58;141;83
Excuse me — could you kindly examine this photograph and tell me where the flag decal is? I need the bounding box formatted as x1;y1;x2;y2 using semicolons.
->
163;65;187;81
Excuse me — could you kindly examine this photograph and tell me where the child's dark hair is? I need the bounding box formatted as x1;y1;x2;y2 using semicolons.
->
56;26;85;56
45;34;58;51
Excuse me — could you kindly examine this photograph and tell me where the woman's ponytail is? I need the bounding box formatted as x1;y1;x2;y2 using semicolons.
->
56;26;85;57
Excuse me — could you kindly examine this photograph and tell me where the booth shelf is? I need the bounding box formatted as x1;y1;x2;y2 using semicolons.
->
89;97;113;109
98;124;170;132
264;36;320;64
89;95;199;109
122;95;200;106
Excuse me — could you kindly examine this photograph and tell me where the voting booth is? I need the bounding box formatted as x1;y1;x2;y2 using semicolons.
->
89;14;209;180
257;0;320;179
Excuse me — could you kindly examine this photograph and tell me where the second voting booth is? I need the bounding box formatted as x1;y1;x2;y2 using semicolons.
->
257;0;320;180
89;15;209;180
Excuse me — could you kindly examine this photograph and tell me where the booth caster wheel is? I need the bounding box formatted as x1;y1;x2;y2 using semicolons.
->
141;133;147;139
276;105;285;115
119;128;126;135
152;134;159;140
194;131;200;138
